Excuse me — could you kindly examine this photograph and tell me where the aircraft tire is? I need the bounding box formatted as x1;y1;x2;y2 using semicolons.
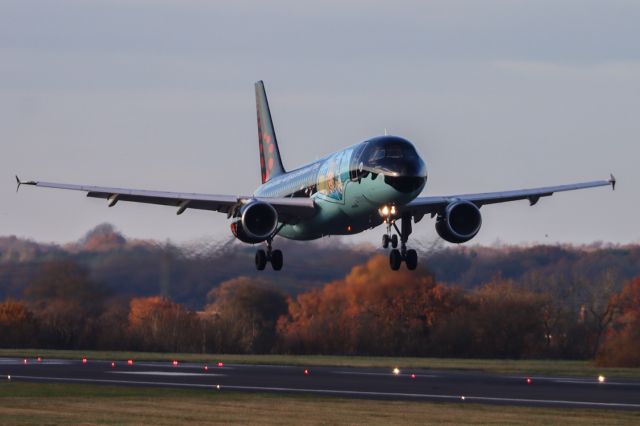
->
271;249;283;271
391;234;399;248
405;249;418;270
382;234;390;249
255;249;267;270
389;249;402;270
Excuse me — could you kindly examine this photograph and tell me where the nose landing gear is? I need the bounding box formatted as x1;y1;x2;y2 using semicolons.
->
383;214;418;271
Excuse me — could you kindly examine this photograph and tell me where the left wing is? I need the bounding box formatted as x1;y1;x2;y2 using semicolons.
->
15;177;316;223
402;175;616;220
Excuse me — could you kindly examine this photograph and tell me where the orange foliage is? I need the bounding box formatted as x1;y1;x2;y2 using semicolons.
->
128;296;201;352
596;277;640;367
0;299;37;347
278;255;462;355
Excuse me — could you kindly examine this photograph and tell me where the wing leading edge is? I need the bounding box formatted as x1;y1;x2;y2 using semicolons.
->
403;175;616;220
15;177;316;223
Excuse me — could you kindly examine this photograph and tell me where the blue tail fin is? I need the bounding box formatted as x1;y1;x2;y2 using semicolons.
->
255;81;286;183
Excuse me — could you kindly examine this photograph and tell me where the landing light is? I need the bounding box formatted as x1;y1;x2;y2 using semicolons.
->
381;206;389;216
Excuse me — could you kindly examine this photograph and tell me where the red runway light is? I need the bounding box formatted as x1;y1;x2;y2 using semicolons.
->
111;362;116;368
127;359;134;365
217;362;224;368
304;369;310;375
172;360;178;367
204;364;209;371
410;373;416;379
23;358;27;364
82;357;87;364
526;377;532;384
37;357;42;362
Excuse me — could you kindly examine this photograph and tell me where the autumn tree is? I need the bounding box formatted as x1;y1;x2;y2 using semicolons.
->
278;255;461;356
205;277;288;353
465;280;547;358
596;277;640;367
128;296;202;352
23;260;108;348
0;299;37;347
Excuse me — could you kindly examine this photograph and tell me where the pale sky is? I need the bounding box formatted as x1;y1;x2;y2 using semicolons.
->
2;0;638;246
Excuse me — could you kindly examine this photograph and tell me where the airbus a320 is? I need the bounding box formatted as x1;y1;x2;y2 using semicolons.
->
17;81;616;271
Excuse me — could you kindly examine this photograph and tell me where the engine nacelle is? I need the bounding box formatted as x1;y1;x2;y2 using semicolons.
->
435;200;482;244
230;201;278;243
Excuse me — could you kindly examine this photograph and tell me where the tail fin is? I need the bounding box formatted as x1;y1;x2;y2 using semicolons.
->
255;80;286;183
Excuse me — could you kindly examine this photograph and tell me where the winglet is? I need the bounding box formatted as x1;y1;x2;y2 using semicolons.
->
609;173;616;191
15;175;37;192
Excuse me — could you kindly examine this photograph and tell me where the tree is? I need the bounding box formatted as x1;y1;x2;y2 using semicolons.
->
0;299;37;347
23;260;108;348
205;277;288;353
278;255;460;356
596;277;640;367
128;296;202;352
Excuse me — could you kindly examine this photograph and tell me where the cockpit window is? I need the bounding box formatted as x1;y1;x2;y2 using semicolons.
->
370;148;386;161
369;143;417;161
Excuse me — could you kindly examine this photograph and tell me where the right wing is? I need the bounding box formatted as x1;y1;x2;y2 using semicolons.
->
16;177;316;223
402;175;615;220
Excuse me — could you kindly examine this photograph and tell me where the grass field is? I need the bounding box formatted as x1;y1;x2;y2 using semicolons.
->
0;382;638;425
1;348;639;378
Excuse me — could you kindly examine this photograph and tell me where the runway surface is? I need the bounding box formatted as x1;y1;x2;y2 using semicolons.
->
1;357;639;410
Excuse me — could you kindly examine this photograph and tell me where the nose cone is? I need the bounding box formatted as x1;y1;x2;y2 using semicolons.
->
362;136;427;194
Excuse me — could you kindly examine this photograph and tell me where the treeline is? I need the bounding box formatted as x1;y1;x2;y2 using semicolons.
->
1;256;638;366
2;225;640;311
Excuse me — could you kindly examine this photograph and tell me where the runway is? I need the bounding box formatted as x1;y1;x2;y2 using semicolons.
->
1;357;639;410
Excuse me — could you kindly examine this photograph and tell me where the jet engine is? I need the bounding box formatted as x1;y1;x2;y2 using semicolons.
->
435;200;482;244
230;201;279;244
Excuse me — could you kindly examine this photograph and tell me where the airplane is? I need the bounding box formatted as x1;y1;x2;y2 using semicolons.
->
17;81;616;271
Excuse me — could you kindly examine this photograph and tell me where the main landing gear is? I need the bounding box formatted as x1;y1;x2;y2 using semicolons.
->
382;214;418;271
255;238;283;271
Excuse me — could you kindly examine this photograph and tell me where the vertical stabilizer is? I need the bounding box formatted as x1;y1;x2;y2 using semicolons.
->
255;81;286;183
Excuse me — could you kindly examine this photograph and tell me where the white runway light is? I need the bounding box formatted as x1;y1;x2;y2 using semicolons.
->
392;368;400;375
598;375;606;383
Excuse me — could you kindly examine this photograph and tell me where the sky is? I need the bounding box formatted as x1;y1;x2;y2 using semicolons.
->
1;0;638;246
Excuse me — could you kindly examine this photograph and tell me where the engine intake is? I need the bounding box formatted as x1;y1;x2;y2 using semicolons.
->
435;200;482;244
230;201;278;243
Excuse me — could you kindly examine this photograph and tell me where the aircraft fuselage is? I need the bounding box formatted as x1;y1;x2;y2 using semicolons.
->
254;135;427;240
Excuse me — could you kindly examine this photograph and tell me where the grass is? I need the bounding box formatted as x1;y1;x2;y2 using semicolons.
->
1;349;639;379
0;382;638;425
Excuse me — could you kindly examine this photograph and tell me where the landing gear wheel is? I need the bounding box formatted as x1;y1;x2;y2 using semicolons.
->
271;249;283;271
389;249;402;271
391;234;399;248
255;249;267;271
382;234;390;249
405;249;418;270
